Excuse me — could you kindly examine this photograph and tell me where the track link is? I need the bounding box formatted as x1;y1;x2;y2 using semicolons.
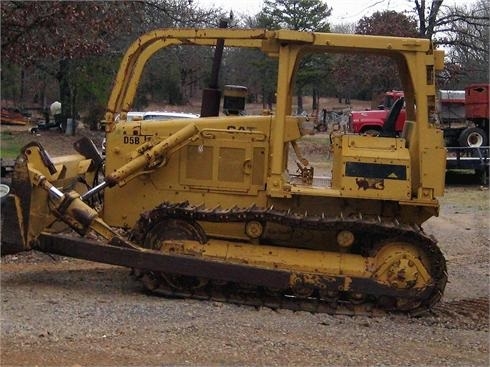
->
131;201;447;316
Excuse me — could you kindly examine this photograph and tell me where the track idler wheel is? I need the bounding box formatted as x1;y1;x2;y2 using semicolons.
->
372;242;431;291
371;240;435;312
137;218;208;293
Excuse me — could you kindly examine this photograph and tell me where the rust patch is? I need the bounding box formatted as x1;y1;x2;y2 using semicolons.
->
356;178;385;190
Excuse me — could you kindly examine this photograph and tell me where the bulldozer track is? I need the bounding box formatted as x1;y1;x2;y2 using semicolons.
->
131;201;447;316
140;274;387;316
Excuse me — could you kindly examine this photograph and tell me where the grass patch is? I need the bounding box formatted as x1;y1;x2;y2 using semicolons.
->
1;132;23;159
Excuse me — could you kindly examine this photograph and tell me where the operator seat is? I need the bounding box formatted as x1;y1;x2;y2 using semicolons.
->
380;97;404;137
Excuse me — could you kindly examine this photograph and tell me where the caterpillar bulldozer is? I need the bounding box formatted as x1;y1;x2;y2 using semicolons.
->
1;28;448;315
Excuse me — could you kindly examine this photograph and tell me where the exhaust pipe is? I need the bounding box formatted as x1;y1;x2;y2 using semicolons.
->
200;18;229;117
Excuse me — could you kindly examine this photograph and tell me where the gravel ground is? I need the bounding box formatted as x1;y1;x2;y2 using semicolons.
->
1;126;489;366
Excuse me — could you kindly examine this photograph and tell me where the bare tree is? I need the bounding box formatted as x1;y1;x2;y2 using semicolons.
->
1;1;139;127
0;0;223;123
131;0;223;108
439;1;489;86
330;10;419;102
412;0;489;86
415;0;444;38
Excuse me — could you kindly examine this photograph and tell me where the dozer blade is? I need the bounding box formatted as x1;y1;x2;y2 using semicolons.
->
1;193;26;255
35;233;291;289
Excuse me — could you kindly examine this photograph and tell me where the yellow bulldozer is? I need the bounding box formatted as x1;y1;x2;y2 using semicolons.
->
1;28;447;315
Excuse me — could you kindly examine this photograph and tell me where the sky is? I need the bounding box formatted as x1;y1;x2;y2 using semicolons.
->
195;0;472;25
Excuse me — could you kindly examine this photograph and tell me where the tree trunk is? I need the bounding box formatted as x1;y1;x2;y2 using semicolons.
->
20;68;25;106
267;91;274;110
41;74;47;110
297;88;303;114
58;58;71;132
312;87;318;111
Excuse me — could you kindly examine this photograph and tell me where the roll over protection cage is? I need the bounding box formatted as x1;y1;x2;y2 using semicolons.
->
103;27;444;197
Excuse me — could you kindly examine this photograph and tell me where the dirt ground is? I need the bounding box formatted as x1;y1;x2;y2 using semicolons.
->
1;123;489;366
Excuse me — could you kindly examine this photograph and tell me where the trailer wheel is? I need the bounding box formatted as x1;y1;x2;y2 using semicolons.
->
0;183;10;204
458;127;488;147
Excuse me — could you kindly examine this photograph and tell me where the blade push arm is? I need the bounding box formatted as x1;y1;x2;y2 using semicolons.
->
82;123;200;200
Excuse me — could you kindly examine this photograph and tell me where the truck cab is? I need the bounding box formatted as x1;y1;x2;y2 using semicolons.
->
349;91;405;136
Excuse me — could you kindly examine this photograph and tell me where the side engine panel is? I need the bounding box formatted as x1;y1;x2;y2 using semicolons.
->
102;116;273;228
